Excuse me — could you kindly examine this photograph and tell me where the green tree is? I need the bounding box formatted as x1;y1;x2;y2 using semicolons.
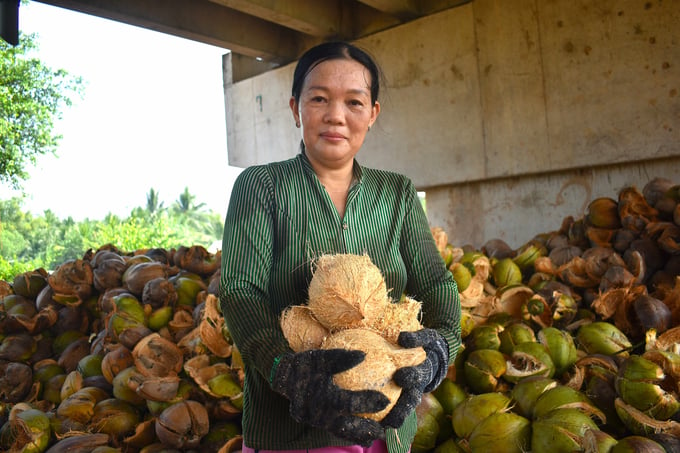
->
0;194;226;281
146;187;164;215
172;186;211;233
0;31;83;190
173;186;206;215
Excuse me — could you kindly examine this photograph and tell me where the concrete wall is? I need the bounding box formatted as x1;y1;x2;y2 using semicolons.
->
427;157;680;249
223;0;680;249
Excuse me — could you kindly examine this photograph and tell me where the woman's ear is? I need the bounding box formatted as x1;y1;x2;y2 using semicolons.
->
289;97;300;125
369;101;381;129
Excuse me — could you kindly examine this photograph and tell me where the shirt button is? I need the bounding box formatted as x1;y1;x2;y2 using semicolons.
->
342;223;348;230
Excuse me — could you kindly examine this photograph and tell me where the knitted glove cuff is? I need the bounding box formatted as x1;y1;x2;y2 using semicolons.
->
397;329;449;393
423;336;448;393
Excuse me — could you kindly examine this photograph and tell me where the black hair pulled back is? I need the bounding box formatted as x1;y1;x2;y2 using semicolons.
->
291;41;381;106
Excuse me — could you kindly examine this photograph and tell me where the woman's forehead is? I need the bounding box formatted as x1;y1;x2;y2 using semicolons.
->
302;59;372;92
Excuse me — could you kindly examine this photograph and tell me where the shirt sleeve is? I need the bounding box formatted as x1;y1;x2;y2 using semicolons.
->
219;166;293;381
399;179;462;364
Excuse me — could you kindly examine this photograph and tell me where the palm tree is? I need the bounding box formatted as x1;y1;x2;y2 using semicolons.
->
171;187;210;235
146;188;165;215
173;187;206;215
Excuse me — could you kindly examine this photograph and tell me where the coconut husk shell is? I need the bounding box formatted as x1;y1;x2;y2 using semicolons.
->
48;259;94;305
124;418;157;449
0;279;13;298
92;253;127;292
132;333;183;378
307;254;390;331
142;276;177;309
128;373;181;402
431;227;449;253
168;309;195;342
12;268;48;299
199;294;232;357
321;328;426;421
174;245;221;276
41;433;110;452
184;355;242;400
101;344;134;384
123;261;169;296
217;435;244;453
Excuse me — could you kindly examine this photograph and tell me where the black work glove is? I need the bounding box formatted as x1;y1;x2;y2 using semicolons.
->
381;328;449;429
272;348;389;446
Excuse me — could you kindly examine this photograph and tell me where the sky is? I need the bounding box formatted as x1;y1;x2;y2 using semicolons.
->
1;1;244;221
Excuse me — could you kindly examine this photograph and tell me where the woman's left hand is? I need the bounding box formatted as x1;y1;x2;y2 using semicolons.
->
380;328;449;428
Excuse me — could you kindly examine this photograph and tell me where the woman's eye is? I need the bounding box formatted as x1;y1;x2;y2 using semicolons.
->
349;100;364;107
311;96;326;103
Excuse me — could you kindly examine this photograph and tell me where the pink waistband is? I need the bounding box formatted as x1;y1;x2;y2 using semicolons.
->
242;439;388;453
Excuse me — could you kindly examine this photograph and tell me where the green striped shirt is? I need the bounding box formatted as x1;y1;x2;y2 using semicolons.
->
219;151;461;453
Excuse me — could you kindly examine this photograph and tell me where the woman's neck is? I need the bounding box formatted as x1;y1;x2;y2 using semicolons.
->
317;171;352;193
316;168;353;218
308;155;354;191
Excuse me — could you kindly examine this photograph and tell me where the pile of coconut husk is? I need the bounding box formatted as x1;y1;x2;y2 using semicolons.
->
418;177;680;453
3;176;680;452
0;245;243;452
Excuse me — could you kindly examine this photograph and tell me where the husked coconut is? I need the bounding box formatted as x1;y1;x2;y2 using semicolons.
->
321;328;426;421
307;254;390;330
280;305;330;352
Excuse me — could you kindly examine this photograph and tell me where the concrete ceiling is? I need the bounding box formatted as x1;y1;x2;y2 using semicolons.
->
35;0;471;80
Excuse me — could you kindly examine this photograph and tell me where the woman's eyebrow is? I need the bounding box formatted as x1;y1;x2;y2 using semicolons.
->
306;85;370;96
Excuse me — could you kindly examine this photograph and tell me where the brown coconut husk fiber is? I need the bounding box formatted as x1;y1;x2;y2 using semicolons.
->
307;253;390;331
322;328;426;421
372;297;423;344
280;305;329;352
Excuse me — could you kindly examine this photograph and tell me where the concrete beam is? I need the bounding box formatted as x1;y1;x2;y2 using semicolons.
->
208;0;343;37
357;0;471;20
210;0;402;40
230;53;281;83
35;0;306;64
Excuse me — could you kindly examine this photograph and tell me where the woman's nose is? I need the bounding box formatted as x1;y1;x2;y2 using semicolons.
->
324;101;345;124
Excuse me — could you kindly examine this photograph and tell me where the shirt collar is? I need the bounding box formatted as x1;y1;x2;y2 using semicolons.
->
298;147;364;186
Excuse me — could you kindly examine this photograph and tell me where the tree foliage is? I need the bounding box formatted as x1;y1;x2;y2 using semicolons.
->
0;31;83;189
146;187;164;215
0;30;225;281
0;188;225;280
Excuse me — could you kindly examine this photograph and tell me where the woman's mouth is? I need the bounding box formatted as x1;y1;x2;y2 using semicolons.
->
321;132;345;141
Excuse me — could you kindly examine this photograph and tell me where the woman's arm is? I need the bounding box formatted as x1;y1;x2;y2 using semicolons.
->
399;180;462;364
219;166;292;379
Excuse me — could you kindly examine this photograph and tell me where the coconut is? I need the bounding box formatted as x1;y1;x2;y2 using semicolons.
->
371;297;423;344
280;305;330;352
199;294;233;357
307;254;390;330
321;328;426;421
132;333;183;378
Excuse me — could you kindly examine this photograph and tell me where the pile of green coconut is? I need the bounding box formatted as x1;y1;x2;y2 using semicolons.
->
422;177;680;453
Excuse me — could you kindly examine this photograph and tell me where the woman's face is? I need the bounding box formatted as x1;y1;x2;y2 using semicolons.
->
290;58;380;171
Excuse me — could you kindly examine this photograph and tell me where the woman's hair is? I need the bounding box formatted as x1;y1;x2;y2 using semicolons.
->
291;41;381;106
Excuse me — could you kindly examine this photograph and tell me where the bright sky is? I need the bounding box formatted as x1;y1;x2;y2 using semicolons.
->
1;1;243;221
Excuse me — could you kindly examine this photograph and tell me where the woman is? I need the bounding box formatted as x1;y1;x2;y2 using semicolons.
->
219;41;461;453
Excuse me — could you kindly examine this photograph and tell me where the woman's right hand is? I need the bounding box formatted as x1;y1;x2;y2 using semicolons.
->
380;328;449;429
271;349;388;446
